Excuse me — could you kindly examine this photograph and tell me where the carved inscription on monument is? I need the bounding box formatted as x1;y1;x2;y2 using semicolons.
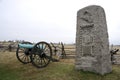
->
82;46;92;56
80;10;94;28
82;35;93;44
82;35;93;56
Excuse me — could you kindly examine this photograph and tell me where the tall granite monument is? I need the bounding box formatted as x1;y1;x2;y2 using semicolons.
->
75;5;112;75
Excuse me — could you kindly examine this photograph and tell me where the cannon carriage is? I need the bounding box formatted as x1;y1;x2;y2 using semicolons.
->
16;41;66;68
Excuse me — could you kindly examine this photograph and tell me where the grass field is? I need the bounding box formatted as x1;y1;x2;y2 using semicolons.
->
1;45;120;80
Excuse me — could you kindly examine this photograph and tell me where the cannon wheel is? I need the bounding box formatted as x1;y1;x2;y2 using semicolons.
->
16;42;32;64
30;41;52;68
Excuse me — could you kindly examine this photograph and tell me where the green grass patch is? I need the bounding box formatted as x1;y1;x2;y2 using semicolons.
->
0;64;21;80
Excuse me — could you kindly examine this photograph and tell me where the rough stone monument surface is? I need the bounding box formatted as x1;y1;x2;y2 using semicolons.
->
75;5;112;75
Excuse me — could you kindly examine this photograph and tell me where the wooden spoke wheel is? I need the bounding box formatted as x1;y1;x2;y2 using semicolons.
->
30;41;52;68
16;42;32;64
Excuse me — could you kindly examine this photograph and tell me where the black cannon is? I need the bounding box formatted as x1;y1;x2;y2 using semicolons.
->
16;41;65;68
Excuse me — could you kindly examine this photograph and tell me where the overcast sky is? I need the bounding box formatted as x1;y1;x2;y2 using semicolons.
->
0;0;120;44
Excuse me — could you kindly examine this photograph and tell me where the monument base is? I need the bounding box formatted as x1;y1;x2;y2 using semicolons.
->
75;55;112;75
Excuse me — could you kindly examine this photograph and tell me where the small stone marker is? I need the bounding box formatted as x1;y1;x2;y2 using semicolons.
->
75;5;112;75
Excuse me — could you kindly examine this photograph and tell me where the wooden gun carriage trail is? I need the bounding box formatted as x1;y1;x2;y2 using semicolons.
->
16;41;66;68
